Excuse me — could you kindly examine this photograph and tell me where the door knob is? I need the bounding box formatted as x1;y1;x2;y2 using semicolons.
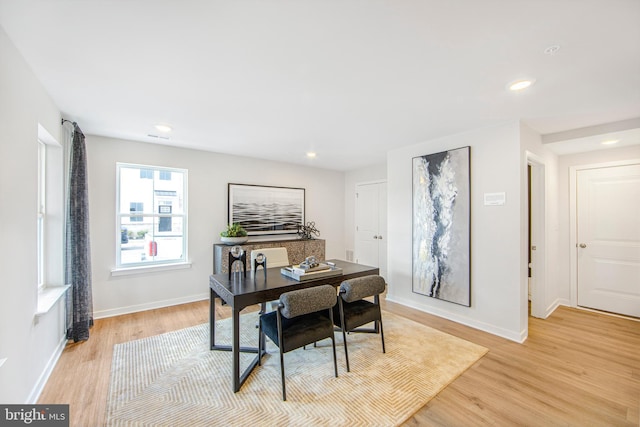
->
373;236;378;239
378;235;383;240
579;243;587;248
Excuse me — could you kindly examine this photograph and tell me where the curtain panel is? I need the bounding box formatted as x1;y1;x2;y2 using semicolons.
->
65;122;93;341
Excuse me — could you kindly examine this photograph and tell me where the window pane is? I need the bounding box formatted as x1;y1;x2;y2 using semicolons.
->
118;216;184;265
129;202;144;221
119;166;154;214
154;171;184;214
119;217;154;265
37;141;45;287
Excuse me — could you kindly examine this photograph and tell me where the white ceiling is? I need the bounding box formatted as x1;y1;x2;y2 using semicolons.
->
1;0;639;170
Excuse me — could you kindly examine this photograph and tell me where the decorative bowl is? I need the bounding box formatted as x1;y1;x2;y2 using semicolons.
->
220;236;249;245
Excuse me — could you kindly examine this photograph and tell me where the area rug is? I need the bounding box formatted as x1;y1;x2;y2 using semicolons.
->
106;311;487;426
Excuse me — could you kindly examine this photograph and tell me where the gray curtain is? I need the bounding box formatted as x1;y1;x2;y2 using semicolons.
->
65;123;93;342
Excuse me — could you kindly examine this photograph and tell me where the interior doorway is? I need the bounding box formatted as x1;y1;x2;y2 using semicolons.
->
527;152;547;319
354;181;387;280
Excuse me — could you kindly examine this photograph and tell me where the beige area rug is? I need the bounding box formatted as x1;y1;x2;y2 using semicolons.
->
106;311;487;426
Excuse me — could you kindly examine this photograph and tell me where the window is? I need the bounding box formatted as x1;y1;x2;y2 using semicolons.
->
140;169;153;179
36;123;65;295
37;140;46;289
129;202;144;222
158;204;172;232
116;163;187;269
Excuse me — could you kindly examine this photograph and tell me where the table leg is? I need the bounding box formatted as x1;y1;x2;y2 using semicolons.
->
209;288;261;393
210;288;216;349
232;307;241;392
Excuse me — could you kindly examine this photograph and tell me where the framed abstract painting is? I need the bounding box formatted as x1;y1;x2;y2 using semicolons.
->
412;146;470;306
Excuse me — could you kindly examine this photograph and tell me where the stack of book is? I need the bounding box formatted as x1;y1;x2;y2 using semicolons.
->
293;262;332;274
281;262;343;281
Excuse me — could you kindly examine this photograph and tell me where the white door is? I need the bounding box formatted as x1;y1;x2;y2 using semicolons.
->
355;182;387;280
577;164;640;317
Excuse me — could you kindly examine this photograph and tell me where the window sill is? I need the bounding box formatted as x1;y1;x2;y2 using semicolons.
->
111;261;192;277
36;285;70;317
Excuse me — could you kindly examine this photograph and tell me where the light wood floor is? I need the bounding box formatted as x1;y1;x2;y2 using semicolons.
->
38;300;640;426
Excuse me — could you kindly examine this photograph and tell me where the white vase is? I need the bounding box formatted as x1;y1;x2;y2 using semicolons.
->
220;236;249;245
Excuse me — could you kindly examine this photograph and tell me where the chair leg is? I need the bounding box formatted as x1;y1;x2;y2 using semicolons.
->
342;327;350;372
279;346;286;401
337;299;350;372
330;334;338;377
258;321;263;366
379;319;385;353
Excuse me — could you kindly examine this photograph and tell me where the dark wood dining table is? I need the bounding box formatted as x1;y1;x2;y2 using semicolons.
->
209;259;379;392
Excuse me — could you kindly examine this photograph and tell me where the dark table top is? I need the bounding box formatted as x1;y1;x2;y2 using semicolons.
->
209;259;379;310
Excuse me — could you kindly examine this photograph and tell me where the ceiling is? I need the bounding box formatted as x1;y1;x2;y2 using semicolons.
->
1;0;639;170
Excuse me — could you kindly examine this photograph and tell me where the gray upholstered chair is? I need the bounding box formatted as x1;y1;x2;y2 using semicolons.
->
334;275;386;372
258;284;338;401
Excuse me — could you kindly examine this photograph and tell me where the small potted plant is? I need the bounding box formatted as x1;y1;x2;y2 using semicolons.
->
220;223;249;245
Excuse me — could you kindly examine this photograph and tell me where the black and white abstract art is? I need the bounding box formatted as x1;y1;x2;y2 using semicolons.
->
412;146;470;306
228;183;305;236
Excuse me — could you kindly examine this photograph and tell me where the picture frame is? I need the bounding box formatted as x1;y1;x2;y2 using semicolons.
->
412;146;471;306
228;183;305;236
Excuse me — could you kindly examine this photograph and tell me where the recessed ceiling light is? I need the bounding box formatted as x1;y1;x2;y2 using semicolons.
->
601;139;619;145
154;124;172;133
508;79;536;91
306;152;317;158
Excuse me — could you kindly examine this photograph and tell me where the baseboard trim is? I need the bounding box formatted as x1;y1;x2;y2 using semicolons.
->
385;294;525;343
93;293;209;319
27;334;67;404
545;298;568;318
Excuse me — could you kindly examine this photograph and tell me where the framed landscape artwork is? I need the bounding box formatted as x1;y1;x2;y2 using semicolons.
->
228;183;305;236
412;146;471;306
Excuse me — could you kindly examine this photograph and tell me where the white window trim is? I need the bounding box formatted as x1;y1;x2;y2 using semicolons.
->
110;261;192;277
114;162;189;272
36;285;70;317
36;123;66;315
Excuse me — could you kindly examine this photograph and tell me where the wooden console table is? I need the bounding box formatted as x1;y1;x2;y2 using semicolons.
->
212;238;325;274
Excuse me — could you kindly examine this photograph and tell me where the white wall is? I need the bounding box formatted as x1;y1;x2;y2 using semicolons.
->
0;26;66;403
343;163;386;258
555;145;640;304
87;135;346;316
386;122;526;342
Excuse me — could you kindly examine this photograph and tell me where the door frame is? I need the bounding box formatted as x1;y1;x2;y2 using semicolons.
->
354;179;387;277
526;152;547;319
569;158;640;307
